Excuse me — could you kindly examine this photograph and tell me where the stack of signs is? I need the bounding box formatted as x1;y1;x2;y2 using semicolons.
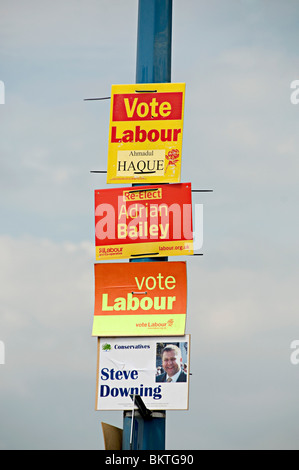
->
93;83;192;411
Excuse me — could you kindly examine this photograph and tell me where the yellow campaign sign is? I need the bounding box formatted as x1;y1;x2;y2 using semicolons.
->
106;83;185;184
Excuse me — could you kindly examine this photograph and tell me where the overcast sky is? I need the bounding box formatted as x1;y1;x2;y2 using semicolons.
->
1;0;299;450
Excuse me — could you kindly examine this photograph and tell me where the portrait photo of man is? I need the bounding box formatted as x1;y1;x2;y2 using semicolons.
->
155;343;188;383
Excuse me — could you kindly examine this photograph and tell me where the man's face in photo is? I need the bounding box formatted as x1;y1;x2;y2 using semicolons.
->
162;349;181;377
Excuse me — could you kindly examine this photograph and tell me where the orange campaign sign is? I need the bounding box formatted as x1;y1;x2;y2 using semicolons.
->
94;182;193;261
92;261;187;337
106;83;185;184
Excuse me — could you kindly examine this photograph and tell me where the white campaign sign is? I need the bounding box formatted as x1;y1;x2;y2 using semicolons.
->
95;335;190;411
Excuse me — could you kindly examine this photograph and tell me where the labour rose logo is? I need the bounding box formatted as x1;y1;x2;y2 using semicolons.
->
165;149;180;173
167;319;174;327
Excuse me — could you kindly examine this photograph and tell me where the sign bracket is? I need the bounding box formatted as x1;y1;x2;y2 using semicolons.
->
130;394;153;421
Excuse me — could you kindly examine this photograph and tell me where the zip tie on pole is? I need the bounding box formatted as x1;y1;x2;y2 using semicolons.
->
84;97;111;101
131;253;159;257
135;89;157;93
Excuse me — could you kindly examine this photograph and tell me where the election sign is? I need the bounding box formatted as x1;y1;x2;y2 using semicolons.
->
94;182;194;261
106;83;185;184
95;336;190;411
92;261;187;337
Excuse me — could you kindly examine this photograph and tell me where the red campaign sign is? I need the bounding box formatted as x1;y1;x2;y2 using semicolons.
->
112;92;183;121
94;183;194;260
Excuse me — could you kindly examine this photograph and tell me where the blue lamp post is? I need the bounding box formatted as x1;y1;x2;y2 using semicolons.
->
122;0;173;450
